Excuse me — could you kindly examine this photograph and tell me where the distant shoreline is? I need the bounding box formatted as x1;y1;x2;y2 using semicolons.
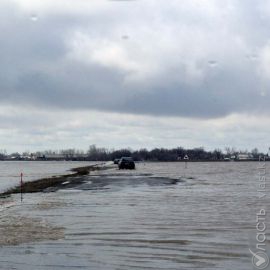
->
0;159;267;162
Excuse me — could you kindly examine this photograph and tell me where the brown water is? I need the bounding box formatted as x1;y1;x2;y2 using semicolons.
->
0;162;269;269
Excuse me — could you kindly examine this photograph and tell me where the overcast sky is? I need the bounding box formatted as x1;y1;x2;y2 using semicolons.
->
1;0;270;153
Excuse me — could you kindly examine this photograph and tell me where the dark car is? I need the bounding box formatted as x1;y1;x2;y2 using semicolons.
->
118;157;135;170
113;158;120;164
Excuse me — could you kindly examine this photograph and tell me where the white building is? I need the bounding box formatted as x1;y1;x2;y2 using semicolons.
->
237;154;252;160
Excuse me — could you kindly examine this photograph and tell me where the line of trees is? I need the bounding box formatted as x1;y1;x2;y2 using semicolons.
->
1;145;266;161
85;146;264;161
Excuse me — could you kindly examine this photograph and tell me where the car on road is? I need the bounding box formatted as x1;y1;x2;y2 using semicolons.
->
118;157;135;170
113;158;120;164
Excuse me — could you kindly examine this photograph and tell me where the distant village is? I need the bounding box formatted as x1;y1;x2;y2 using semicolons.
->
0;145;268;162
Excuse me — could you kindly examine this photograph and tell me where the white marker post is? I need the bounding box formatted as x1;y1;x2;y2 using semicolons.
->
184;154;189;169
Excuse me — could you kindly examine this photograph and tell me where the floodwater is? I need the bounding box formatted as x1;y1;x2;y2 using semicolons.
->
0;161;269;270
0;161;98;192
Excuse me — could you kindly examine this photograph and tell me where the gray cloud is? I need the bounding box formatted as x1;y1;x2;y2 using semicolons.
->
1;0;270;152
1;0;269;119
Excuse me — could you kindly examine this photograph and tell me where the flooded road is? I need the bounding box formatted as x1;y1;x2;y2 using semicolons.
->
0;162;269;269
0;161;97;192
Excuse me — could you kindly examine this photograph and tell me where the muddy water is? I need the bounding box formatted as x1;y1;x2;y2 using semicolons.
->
0;162;269;269
0;161;98;192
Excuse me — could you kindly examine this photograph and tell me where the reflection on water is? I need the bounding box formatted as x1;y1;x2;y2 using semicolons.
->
0;162;269;269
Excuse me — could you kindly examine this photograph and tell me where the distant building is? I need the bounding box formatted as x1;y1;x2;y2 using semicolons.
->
21;155;32;160
237;153;253;160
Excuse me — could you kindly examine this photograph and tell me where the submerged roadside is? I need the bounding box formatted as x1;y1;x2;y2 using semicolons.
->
0;163;110;197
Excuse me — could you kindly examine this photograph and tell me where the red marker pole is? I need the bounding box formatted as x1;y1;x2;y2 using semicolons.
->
20;172;23;202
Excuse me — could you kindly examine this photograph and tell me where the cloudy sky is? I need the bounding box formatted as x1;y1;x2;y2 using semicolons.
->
1;0;270;153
